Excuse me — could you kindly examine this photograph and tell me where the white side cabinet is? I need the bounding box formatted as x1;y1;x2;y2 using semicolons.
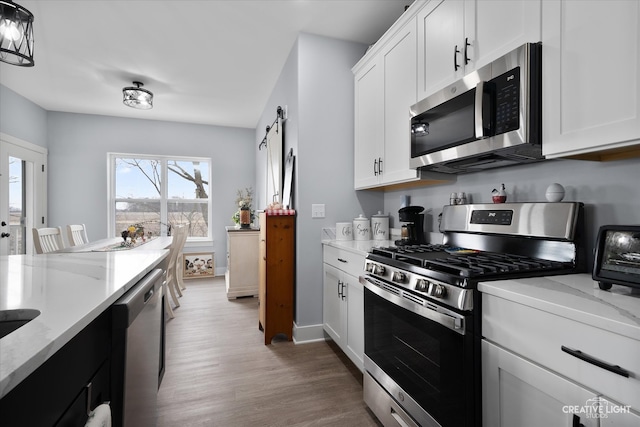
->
542;0;640;159
225;228;259;299
482;284;640;427
322;244;365;371
417;0;541;98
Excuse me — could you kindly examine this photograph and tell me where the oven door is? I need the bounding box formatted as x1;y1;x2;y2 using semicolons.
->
362;276;479;427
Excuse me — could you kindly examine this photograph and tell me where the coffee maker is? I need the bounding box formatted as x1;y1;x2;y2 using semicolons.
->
395;206;425;246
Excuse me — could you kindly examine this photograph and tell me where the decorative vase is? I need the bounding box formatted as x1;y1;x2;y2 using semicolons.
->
239;207;251;228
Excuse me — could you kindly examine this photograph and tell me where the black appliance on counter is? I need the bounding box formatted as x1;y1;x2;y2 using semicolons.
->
395;205;425;246
593;225;640;290
361;202;584;427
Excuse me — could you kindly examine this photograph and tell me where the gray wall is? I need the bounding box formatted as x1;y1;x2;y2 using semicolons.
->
0;85;48;148
46;112;255;266
384;157;640;270
255;33;383;329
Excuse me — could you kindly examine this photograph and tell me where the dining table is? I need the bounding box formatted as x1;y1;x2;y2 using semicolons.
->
54;236;173;253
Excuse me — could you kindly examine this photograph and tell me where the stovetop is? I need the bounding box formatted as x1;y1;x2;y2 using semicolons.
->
370;244;573;279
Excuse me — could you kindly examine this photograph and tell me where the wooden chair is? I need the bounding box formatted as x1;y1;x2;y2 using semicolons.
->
164;226;187;318
66;224;89;246
32;227;66;254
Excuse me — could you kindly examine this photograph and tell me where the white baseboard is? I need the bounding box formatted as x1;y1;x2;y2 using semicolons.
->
292;322;326;344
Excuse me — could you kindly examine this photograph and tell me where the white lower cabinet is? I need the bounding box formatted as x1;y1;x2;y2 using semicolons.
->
482;290;640;426
483;340;598;427
322;245;365;371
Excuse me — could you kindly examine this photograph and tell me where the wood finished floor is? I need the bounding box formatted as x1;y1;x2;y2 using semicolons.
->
157;277;382;427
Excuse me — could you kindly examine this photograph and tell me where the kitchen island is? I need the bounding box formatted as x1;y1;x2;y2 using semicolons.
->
0;248;168;400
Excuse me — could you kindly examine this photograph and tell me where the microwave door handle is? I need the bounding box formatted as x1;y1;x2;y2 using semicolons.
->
474;81;486;139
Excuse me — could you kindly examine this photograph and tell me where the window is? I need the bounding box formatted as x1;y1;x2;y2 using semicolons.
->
108;153;211;240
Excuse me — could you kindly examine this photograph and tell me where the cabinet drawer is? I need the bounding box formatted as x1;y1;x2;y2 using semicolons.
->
482;294;640;410
323;245;365;278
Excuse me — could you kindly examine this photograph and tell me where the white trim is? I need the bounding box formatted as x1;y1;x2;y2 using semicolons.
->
292;322;326;344
0;133;48;155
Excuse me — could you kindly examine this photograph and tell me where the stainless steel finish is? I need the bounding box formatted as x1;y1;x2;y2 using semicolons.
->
112;269;163;427
361;275;466;333
365;356;442;427
440;202;580;240
410;43;540;171
363;260;474;311
474;81;486;139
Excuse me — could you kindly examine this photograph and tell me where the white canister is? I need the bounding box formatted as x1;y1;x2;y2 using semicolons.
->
335;222;353;241
353;214;371;241
371;211;389;241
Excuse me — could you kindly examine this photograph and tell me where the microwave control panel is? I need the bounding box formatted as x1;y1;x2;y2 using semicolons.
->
492;67;520;135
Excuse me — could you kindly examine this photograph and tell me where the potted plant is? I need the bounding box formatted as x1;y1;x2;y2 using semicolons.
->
233;187;255;228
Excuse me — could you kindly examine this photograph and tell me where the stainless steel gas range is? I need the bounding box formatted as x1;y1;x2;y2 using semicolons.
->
360;202;584;427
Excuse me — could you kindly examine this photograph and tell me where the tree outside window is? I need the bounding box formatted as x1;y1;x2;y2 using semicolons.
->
110;154;211;239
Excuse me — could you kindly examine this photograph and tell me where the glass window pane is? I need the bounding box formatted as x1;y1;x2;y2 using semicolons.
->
167;160;209;200
115;158;161;199
167;202;208;238
115;201;161;237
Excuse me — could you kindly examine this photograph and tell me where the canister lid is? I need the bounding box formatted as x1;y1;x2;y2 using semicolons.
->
353;214;368;221
372;210;388;218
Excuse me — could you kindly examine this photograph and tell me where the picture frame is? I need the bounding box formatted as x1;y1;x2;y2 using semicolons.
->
183;252;215;279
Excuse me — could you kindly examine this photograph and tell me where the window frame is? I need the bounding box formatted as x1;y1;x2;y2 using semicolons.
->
107;152;213;242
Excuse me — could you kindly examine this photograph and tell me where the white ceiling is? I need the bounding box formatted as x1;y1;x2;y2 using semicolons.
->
0;0;410;129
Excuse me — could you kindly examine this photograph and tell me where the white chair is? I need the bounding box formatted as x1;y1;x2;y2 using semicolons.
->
66;224;89;246
32;227;66;254
174;227;189;297
164;226;187;318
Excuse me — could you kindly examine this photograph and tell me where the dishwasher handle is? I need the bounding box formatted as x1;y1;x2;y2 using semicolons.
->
112;268;163;329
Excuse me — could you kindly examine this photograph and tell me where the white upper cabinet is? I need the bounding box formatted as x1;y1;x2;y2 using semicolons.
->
542;0;640;159
417;0;541;99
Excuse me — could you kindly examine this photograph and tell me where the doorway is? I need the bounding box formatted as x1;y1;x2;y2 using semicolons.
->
0;134;47;256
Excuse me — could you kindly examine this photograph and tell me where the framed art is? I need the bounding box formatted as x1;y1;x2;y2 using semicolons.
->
183;252;215;278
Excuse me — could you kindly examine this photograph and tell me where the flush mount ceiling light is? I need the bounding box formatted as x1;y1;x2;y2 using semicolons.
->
122;81;153;110
0;0;35;66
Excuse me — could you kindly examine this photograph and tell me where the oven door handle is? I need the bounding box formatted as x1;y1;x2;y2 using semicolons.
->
361;276;466;334
474;81;488;139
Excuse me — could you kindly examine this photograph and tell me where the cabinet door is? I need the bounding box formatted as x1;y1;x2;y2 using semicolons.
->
381;17;421;186
354;59;384;189
469;0;541;69
323;263;345;345
600;399;640;427
417;0;464;99
483;340;598;427
542;0;640;158
344;273;364;371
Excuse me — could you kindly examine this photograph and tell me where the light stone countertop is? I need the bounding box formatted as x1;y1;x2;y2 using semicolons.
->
478;274;640;341
322;239;396;256
0;249;168;398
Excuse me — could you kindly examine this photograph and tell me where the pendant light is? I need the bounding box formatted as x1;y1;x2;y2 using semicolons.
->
0;0;35;66
122;81;153;110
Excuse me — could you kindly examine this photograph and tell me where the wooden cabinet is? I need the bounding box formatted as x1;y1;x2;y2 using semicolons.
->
225;227;259;299
482;290;640;426
417;0;541;98
258;212;295;345
0;311;111;427
353;2;450;191
542;0;640;160
322;244;365;371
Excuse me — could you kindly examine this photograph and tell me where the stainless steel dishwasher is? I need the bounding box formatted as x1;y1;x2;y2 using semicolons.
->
111;268;164;427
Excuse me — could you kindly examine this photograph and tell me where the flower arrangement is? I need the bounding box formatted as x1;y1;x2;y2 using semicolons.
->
232;187;255;227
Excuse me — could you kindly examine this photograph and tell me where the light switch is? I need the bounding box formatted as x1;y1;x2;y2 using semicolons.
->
312;204;325;218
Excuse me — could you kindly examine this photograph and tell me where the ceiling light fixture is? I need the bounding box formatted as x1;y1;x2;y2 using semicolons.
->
0;0;35;66
122;81;153;110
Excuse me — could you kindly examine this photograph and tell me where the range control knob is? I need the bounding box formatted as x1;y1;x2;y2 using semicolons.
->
416;279;429;292
392;271;406;283
428;283;447;298
365;263;374;273
374;265;386;275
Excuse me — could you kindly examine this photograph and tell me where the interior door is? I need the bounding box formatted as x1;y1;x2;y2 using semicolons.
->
0;134;47;255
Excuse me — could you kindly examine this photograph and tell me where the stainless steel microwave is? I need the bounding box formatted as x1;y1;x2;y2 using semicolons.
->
410;42;542;174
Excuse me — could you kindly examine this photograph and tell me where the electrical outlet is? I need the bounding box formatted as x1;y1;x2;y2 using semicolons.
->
312;204;325;218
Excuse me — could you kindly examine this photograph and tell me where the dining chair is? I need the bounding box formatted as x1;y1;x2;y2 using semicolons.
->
174;227;189;297
164;225;187;318
66;224;89;247
32;227;66;254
